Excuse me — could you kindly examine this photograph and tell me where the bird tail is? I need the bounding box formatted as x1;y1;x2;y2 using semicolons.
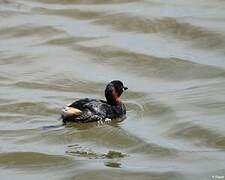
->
61;106;82;117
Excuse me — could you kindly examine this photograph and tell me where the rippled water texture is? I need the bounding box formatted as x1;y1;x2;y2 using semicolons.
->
0;0;225;179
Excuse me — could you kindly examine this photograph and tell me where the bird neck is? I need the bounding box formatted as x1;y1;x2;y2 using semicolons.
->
106;95;121;106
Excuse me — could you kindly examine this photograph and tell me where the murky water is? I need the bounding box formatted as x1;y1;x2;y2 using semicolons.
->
0;0;225;179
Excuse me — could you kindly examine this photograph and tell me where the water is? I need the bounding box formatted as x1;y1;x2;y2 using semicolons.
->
0;0;225;179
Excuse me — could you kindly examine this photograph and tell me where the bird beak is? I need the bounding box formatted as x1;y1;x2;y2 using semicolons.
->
123;86;128;91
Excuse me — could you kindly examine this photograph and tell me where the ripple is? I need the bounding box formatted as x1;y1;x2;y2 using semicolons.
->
168;122;225;150
0;152;73;168
75;45;225;81
68;169;182;180
0;25;63;40
45;36;99;46
13;80;105;94
32;0;140;5
0;102;57;116
93;14;225;49
66;145;127;159
0;54;32;65
34;7;107;20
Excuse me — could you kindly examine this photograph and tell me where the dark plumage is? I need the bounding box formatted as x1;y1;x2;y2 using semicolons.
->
61;80;128;123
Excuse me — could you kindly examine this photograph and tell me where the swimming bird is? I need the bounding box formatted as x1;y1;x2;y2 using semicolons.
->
61;80;128;123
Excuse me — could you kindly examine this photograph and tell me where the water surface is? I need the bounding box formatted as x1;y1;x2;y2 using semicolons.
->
0;0;225;179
